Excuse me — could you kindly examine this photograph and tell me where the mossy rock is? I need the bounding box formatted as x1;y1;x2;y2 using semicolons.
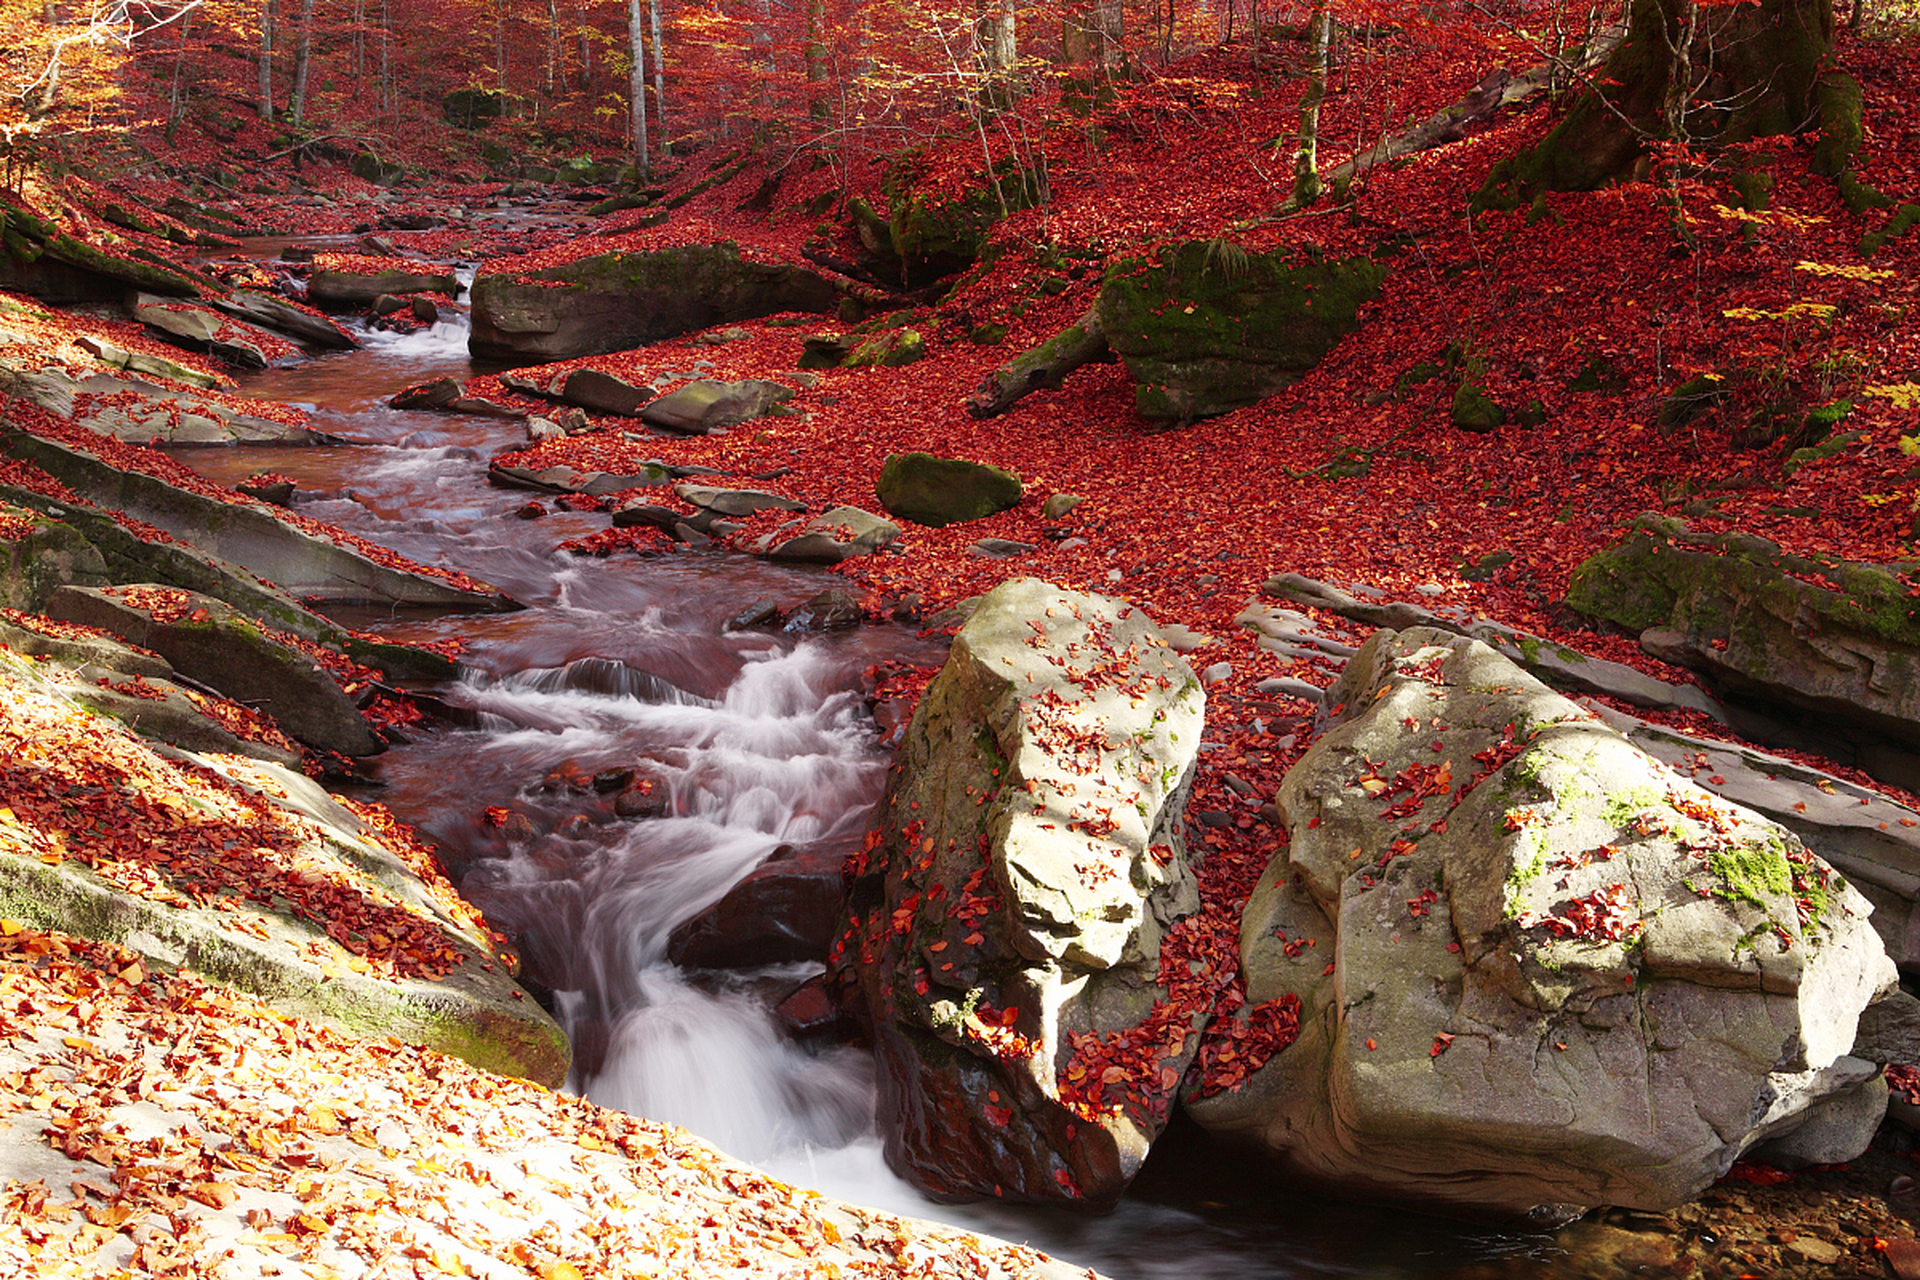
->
470;241;841;362
1658;373;1726;429
1097;240;1388;421
846;328;926;368
876;453;1022;527
350;152;407;186
0;502;110;610
1568;356;1629;394
1565;513;1920;744
1863;204;1920;259
851;155;1042;290
1451;380;1506;433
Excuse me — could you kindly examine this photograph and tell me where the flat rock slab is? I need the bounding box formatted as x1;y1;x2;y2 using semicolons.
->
0;360;310;445
309;266;459;309
675;484;806;518
48;583;385;757
0;658;568;1086
75;335;226;389
639;378;795;435
758;505;901;563
490;461;671;496
558;368;654;416
133;294;283;369
213;288;359;349
2;426;514;611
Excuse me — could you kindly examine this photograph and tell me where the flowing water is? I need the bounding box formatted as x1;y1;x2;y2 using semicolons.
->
175;253;1559;1278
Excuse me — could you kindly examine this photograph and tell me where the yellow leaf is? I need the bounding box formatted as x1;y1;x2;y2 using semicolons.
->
537;1264;585;1280
0;919;24;936
190;1181;239;1210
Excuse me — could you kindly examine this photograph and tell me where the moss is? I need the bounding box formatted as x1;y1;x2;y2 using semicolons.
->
1811;72;1865;178
1708;843;1791;910
1568;355;1629;395
1658;373;1726;429
1730;170;1775;214
1601;786;1669;828
1451;381;1506;433
1862;204;1920;259
1838;171;1893;215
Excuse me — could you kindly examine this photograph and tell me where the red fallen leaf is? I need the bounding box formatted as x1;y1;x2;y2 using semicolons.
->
984;1104;1012;1127
482;807;511;828
1430;1033;1454;1057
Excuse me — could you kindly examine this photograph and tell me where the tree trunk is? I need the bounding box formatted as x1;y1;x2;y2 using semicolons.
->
1286;1;1331;209
628;0;650;177
257;0;276;121
805;0;830;122
648;0;666;144
166;5;194;141
966;307;1111;417
1484;0;1837;198
288;0;316;125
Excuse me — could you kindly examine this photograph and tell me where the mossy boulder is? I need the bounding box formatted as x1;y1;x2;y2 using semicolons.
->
469;242;841;362
876;453;1022;527
1566;514;1920;751
1451;379;1506;432
1096;241;1388;421
836;579;1205;1207
846;328;926;368
0;501;110;609
850;156;1040;289
1188;626;1893;1218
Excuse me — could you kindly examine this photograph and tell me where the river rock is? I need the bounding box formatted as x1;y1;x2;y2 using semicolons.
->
75;335;226;389
132;293;279;369
668;842;848;969
837;579;1206;1207
0;360;311;445
491;461;671;496
48;584;385;757
875;453;1022;528
1097;241;1388;420
1;427;512;611
468;242;841;362
1567;514;1920;787
1187;625;1895;1220
640;379;795;435
310;264;459;309
212;289;359;349
557;368;654;416
759;506;901;563
675;484;807;518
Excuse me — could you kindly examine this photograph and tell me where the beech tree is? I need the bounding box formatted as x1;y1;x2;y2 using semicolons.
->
1488;0;1855;195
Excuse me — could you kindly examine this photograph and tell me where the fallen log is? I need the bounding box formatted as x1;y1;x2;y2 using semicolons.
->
964;306;1110;418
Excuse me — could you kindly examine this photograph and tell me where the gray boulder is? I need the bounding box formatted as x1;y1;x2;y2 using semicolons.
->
0;499;110;609
469;242;840;362
133;293;283;369
759;506;900;563
876;453;1022;528
1187;626;1895;1220
0;360;311;445
48;584;385;757
640;379;795;435
675;484;806;518
838;579;1205;1207
557;368;654;416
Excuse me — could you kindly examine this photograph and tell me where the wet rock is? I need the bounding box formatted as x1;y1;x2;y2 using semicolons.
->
500;811;539;843
131;294;278;369
489;461;671;497
390;376;464;409
725;596;783;631
758;506;901;564
48;584;385;757
525;417;564;443
668;842;848;969
776;975;854;1039
371;293;409;317
640;378;795;435
609;500;681;530
614;782;665;819
592;767;635;794
1188;626;1895;1219
783;589;863;631
838;579;1204;1207
410;296;439;324
237;477;297;507
310;264;459;309
876;452;1022;528
468;242;839;362
212;289;357;350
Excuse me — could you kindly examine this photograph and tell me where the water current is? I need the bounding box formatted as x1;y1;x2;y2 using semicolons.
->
175;249;1560;1278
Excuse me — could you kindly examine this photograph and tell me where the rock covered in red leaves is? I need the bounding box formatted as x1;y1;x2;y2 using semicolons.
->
837;578;1205;1207
1189;625;1895;1220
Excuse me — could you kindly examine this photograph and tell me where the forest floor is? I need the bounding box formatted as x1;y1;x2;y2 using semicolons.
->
5;10;1920;1277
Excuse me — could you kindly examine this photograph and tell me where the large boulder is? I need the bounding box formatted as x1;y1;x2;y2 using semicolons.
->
1096;240;1388;420
0;500;109;609
837;579;1206;1207
876;453;1022;528
757;506;901;563
667;841;848;969
48;584;385;757
132;294;283;369
468;242;840;363
1187;626;1895;1220
1567;514;1920;786
211;289;358;350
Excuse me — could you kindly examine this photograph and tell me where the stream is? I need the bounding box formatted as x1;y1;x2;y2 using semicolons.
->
173;250;1560;1278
